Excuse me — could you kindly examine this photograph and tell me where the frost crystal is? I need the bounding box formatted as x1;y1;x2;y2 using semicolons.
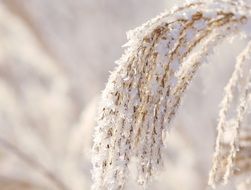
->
92;1;249;190
209;41;251;187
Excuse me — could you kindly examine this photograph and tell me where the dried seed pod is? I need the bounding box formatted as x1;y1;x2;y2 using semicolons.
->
92;1;248;190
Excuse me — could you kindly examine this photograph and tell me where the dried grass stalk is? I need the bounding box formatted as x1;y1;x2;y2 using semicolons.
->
212;127;251;190
234;127;251;176
237;177;251;190
209;43;251;187
92;1;248;190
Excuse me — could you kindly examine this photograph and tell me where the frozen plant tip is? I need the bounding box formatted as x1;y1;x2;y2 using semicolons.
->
92;1;251;190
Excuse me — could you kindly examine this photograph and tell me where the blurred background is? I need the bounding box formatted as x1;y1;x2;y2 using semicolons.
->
0;0;249;189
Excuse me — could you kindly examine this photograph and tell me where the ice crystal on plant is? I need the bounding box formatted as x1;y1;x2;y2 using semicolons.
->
92;1;250;190
209;41;251;187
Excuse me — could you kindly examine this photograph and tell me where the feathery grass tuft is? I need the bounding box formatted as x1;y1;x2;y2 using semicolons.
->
92;1;250;189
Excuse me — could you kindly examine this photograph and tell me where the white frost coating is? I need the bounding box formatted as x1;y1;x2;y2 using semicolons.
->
203;10;218;18
209;40;251;187
194;19;207;30
156;39;169;57
242;17;251;37
223;68;251;183
185;0;197;3
170;59;180;71
186;28;197;41
92;1;249;190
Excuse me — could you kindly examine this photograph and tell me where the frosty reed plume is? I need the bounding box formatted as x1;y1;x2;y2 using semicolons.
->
92;1;251;189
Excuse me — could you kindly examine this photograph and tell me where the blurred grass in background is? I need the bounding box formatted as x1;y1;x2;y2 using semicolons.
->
0;0;247;189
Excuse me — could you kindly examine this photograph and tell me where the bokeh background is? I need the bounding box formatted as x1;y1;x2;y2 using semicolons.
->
0;0;248;189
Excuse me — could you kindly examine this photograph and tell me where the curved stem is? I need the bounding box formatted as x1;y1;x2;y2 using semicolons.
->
0;137;69;190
